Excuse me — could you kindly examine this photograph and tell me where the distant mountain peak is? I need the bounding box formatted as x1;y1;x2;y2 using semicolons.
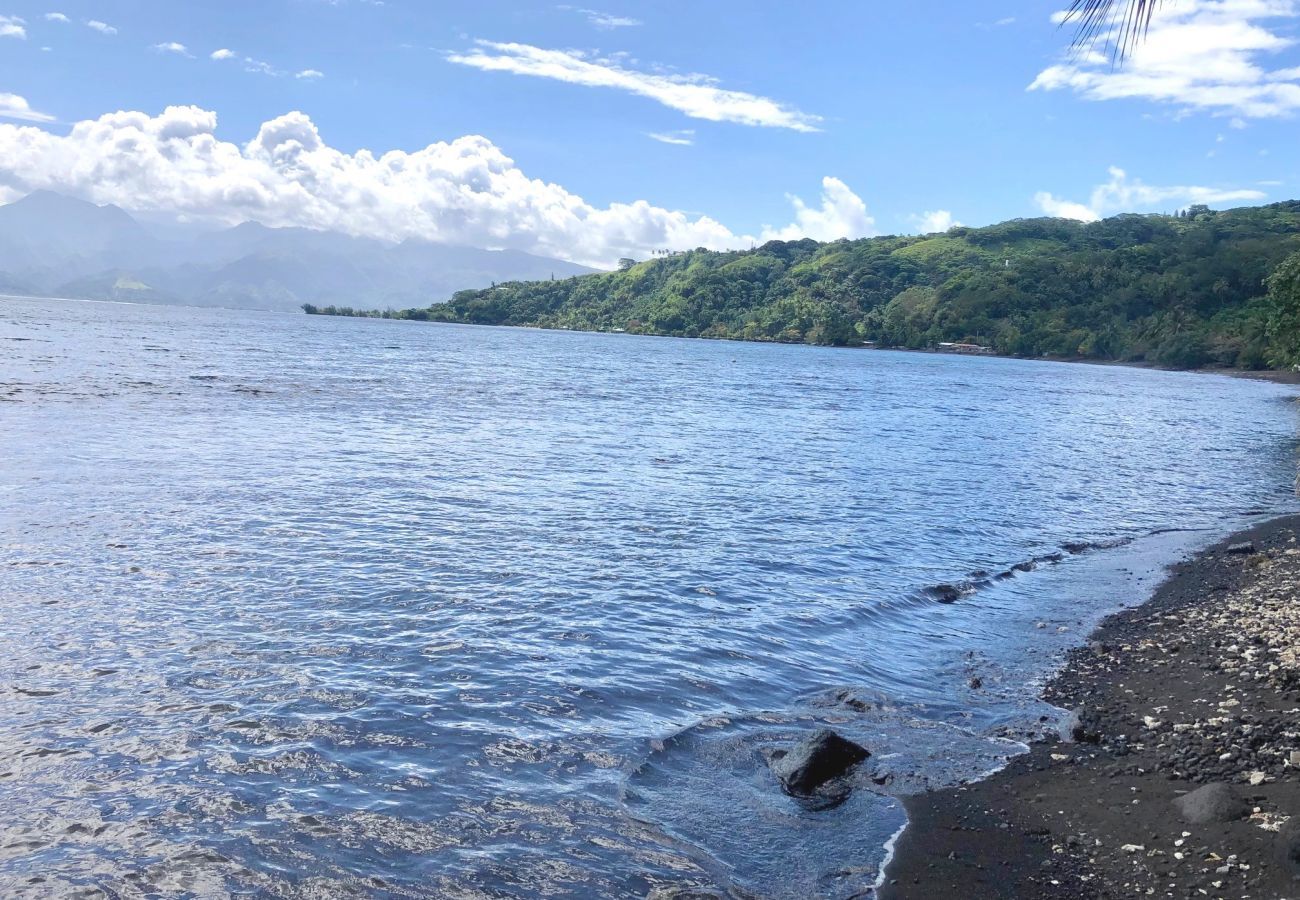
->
0;190;146;238
8;189;132;218
0;192;598;312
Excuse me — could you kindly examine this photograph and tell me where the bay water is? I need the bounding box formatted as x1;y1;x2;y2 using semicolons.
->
1;296;1296;897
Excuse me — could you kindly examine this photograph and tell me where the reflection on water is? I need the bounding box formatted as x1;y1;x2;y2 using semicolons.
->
0;296;1296;897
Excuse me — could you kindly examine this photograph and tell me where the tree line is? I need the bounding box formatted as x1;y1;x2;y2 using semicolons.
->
305;200;1300;370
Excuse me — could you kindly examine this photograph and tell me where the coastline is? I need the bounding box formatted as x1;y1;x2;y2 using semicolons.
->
308;307;1300;383
879;515;1300;899
6;293;1296;382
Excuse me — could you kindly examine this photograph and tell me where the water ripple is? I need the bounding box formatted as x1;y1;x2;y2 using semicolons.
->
0;297;1296;897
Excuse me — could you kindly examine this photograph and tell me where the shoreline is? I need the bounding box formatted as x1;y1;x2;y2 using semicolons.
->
302;306;1300;384
879;515;1300;899
6;292;1297;383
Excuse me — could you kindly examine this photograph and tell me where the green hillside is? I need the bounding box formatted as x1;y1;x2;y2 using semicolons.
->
306;201;1300;370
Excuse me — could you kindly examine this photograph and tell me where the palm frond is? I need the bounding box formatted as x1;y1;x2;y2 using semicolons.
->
1063;0;1165;60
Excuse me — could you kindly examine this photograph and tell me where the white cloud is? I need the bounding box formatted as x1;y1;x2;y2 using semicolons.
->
912;209;962;233
85;19;117;35
977;15;1017;29
1034;166;1267;221
560;6;643;28
210;49;300;77
44;11;69;23
243;57;280;76
647;129;694;145
1;14;26;38
0;93;53;123
0;105;868;266
758;177;876;242
1034;192;1104;222
153;41;191;56
447;41;822;132
1030;0;1300;119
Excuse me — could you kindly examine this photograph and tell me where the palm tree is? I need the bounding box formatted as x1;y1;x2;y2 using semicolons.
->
1065;0;1164;58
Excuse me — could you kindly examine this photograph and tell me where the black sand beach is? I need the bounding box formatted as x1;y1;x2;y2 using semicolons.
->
881;515;1300;899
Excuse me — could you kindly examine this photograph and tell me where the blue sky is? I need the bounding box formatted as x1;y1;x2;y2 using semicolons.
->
0;0;1297;264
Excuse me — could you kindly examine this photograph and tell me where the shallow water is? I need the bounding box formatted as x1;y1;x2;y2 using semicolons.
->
0;296;1296;898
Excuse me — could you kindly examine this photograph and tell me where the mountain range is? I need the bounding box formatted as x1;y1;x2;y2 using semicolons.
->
0;191;598;311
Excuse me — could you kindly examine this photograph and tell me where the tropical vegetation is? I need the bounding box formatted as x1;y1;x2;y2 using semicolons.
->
305;202;1300;370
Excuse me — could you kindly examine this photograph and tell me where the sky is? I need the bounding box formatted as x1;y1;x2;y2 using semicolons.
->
0;0;1297;266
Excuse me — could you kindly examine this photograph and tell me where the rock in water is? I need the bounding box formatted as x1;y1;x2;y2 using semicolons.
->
930;583;964;604
1172;783;1248;824
770;729;870;796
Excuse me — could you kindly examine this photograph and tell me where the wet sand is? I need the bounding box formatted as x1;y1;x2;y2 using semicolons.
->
881;515;1300;900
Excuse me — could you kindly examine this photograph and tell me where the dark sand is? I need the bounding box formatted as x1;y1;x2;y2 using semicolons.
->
880;516;1300;900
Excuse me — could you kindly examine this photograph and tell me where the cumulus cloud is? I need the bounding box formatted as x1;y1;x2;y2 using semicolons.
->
447;41;822;131
295;68;324;79
0;105;869;266
758;177;876;242
911;209;961;233
210;47;236;60
647;129;694;145
153;41;191;56
44;11;69;22
1;14;26;38
1034;166;1267;221
1030;0;1300;119
1034;192;1105;222
85;19;117;35
0;93;53;122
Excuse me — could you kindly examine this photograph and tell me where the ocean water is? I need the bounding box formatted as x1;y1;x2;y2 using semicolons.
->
1;295;1296;898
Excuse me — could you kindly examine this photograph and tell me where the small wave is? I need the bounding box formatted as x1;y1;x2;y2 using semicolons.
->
918;535;1138;605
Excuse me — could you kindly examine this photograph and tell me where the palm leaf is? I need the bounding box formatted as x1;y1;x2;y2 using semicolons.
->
1064;0;1165;59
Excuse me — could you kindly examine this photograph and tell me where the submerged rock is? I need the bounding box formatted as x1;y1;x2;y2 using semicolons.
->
929;583;966;604
825;688;872;712
647;889;726;900
1173;782;1248;824
770;728;870;798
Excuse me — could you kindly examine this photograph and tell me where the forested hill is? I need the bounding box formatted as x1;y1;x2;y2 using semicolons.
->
306;201;1300;370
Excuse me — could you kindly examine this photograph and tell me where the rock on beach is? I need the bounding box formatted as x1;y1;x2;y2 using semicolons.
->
1172;782;1248;825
